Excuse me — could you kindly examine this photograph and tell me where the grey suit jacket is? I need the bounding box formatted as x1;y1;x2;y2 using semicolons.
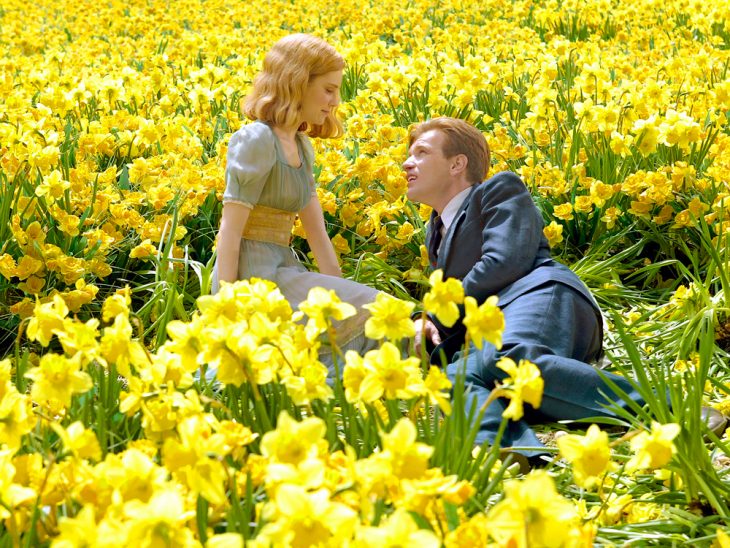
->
426;171;602;360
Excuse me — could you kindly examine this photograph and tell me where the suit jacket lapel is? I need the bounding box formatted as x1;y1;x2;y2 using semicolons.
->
426;211;439;267
437;186;477;269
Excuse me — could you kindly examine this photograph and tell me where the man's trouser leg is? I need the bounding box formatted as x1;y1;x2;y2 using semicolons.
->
447;282;644;455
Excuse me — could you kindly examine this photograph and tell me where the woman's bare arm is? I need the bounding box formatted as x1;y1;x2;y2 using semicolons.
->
216;202;251;283
298;197;342;277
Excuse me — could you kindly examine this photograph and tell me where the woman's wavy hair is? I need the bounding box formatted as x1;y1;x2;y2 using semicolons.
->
244;34;344;139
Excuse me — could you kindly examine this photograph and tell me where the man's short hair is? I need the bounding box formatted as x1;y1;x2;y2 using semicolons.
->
408;117;490;184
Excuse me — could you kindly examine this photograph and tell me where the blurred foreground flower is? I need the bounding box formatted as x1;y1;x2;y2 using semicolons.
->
557;424;615;489
423;270;464;328
363;292;416;340
0;359;36;451
25;353;93;409
463;295;504;350
26;294;69;346
51;421;102;461
355;507;439;547
344;343;423;403
424;365;452;414
486;470;594;547
627;421;681;471
495;357;544;421
0;448;37;521
256;484;358;547
300;286;356;337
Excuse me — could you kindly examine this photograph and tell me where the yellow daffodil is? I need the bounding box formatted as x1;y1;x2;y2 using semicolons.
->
26;294;68;347
423;365;452;414
343;350;369;404
101;288;132;323
557;424;615;489
423;269;465;328
627;421;681;471
14;255;44;281
462;295;504;350
356;508;440;547
51;421;102;461
281;360;333;405
0;388;36;453
123;487;198;547
99;314;151;379
486;470;590;548
129;239;158;259
162;415;228;506
257;485;358;547
553;203;574;221
379;418;434;480
363;292;416;340
0;359;37;451
0;254;16;280
444;513;489;548
357;342;423;402
25;353;93;409
543;220;564;248
53;506;101;547
260;412;328;467
0;448;38;521
206;533;245;548
495;357;544;421
299;286;357;335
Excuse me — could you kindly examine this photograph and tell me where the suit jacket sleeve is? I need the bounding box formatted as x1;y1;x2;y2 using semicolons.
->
461;172;545;302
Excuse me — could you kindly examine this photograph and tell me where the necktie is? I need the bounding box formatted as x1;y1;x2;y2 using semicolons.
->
428;215;444;267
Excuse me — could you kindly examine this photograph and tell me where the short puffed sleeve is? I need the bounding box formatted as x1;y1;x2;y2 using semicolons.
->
222;123;277;208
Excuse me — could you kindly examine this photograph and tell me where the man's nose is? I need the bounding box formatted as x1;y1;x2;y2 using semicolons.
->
403;156;414;169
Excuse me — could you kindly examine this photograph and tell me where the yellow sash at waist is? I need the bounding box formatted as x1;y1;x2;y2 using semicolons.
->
242;204;296;247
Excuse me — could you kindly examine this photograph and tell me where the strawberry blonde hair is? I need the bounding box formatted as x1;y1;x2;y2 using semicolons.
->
244;34;345;139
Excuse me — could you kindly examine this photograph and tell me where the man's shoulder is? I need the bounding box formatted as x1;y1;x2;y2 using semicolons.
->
466;171;531;208
479;170;526;190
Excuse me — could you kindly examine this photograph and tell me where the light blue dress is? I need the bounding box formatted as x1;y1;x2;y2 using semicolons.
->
212;121;379;367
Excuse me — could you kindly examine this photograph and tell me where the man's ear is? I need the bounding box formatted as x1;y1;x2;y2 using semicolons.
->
450;154;468;176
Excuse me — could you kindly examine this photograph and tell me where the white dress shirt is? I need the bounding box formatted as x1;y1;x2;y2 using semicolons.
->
439;186;473;236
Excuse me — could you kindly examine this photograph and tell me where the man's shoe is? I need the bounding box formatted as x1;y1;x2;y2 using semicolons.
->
498;449;552;474
701;406;728;439
498;449;531;474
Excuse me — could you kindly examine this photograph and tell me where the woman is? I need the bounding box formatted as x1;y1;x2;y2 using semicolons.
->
213;34;379;370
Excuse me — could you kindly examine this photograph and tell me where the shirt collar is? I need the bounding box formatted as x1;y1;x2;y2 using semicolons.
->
439;186;473;233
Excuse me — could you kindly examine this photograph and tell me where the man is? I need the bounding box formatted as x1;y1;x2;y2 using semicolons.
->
402;116;727;463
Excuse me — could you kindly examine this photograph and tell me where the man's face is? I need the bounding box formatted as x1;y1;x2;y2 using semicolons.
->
403;129;453;209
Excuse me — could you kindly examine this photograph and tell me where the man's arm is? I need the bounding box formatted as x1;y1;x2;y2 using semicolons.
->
461;171;545;302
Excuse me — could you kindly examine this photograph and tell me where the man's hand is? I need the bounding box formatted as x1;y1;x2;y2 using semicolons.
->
414;318;442;356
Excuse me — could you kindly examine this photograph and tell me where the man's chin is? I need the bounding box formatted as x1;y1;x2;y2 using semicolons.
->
406;191;431;207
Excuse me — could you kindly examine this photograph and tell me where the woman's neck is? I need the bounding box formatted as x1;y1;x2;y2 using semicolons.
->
271;124;299;143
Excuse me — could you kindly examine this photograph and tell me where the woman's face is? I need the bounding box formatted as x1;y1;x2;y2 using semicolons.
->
300;70;342;126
